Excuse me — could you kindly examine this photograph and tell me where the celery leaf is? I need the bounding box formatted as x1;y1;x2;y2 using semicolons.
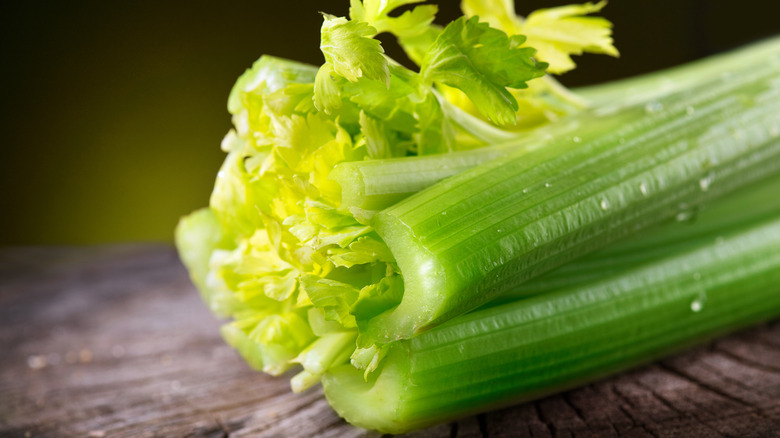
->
320;14;390;85
349;0;437;38
462;0;618;74
421;16;546;125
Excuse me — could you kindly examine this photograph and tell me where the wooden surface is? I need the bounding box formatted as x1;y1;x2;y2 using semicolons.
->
1;245;779;438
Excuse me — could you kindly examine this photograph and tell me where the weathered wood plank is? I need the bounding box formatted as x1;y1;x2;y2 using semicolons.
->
1;246;779;438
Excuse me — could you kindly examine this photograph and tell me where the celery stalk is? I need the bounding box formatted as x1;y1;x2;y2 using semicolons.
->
323;176;780;433
332;37;780;213
330;147;509;212
359;58;780;349
495;172;780;304
577;36;780;106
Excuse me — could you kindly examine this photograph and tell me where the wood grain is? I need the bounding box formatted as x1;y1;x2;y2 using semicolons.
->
1;245;778;438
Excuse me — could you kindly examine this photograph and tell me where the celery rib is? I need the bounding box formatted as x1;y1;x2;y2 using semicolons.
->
324;196;780;433
496;171;780;303
576;36;780;106
361;61;780;347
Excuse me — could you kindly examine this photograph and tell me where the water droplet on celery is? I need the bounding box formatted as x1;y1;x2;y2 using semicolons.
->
441;211;447;215
690;287;707;313
545;182;552;188
639;183;648;197
676;203;695;222
699;173;713;191
572;136;581;143
600;199;610;210
676;211;693;222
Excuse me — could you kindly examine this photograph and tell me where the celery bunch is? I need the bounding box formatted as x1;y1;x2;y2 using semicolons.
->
177;0;618;386
175;0;780;432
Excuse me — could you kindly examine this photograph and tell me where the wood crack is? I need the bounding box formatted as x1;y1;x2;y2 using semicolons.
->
181;394;248;438
214;415;231;438
561;392;595;435
476;413;489;438
533;401;555;438
697;357;773;398
561;393;587;425
241;394;324;435
635;377;726;438
656;361;769;418
610;384;660;438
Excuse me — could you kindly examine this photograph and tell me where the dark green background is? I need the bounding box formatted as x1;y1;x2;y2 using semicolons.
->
2;1;777;244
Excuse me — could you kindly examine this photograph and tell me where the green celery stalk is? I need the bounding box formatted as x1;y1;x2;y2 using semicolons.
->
323;175;780;433
332;37;780;213
358;56;780;351
494;172;780;303
577;36;780;107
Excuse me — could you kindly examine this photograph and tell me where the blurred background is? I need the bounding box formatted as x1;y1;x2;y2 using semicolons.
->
2;0;778;245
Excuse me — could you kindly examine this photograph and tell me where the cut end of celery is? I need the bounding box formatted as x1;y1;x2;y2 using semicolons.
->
322;348;409;434
332;161;418;212
291;370;321;393
290;331;357;392
358;210;449;348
